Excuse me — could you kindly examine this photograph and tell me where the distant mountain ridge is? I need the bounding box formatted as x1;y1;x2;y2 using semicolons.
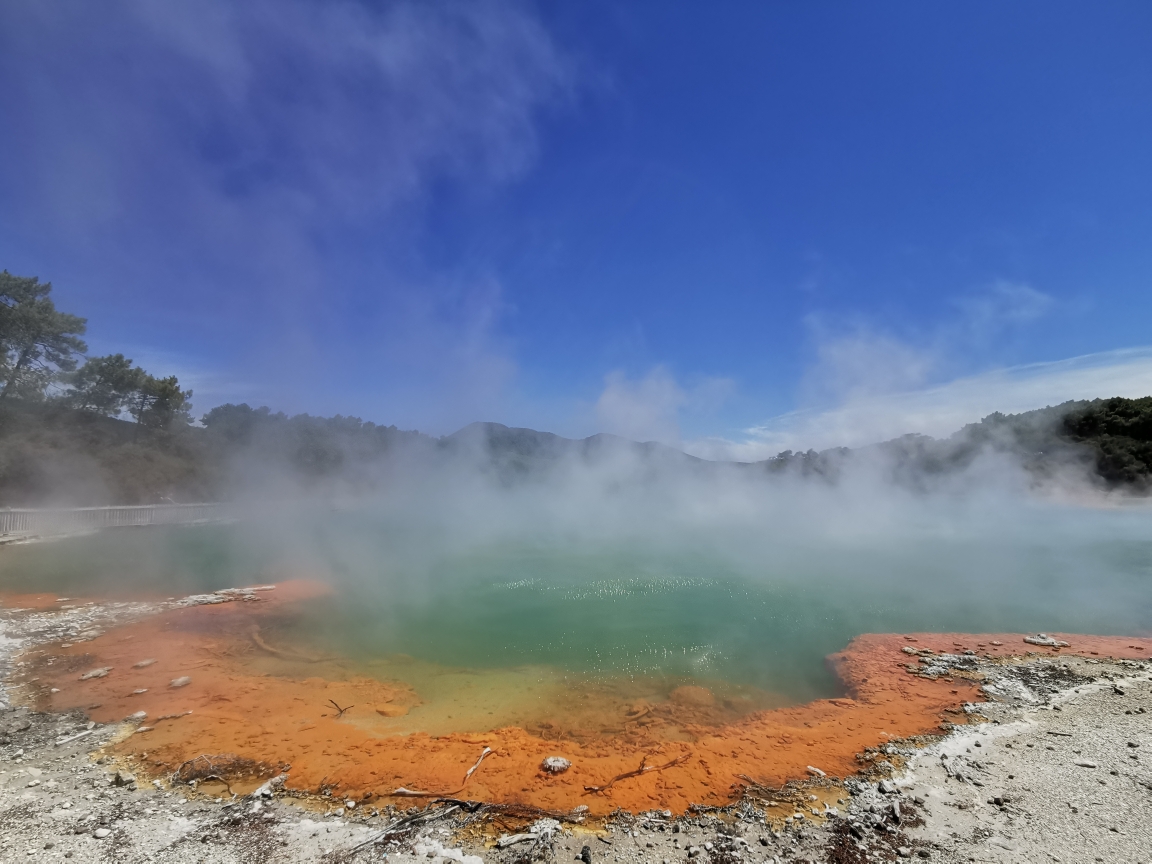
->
757;396;1152;491
0;396;1149;505
443;421;703;477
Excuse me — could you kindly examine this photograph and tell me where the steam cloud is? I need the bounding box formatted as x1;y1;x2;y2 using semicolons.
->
2;404;1148;704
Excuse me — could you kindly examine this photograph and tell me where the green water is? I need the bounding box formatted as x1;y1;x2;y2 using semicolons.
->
2;502;1150;704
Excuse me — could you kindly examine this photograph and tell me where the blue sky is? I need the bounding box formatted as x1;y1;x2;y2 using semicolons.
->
2;1;1151;456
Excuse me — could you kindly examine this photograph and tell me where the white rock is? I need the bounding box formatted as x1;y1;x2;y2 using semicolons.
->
541;756;571;773
1024;634;1070;648
412;838;483;864
93;828;111;839
169;676;191;688
251;774;287;798
528;818;560;837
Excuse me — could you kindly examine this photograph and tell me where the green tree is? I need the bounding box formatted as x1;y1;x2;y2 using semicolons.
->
127;374;193;429
0;271;87;400
64;354;147;416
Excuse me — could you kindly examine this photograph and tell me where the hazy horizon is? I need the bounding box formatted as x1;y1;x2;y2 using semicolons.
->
3;2;1151;458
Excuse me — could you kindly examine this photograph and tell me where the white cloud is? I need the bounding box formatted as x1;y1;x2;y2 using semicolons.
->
2;0;570;232
0;0;569;430
688;346;1152;461
595;367;734;446
954;280;1054;333
799;326;937;405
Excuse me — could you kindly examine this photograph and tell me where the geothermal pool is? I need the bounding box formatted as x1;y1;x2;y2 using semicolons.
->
2;500;1150;811
3;502;1151;708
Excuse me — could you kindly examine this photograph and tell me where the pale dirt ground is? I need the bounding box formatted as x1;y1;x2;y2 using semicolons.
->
2;592;1150;863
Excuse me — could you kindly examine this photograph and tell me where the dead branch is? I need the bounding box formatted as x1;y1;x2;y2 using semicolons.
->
391;787;439;797
583;752;690;794
172;754;216;783
195;774;235;796
463;746;492;784
155;710;193;723
390;746;493;798
736;773;776;793
344;803;460;854
327;699;353;718
249;625;329;663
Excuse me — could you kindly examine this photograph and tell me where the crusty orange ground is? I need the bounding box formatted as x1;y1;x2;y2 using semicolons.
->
13;582;1151;815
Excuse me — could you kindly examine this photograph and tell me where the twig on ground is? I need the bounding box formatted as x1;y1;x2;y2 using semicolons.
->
345;803;461;854
463;746;492;784
196;774;235;796
54;729;93;747
583;752;691;794
155;710;193;723
249;625;329;663
172;754;216;783
326;699;353;718
391;746;494;798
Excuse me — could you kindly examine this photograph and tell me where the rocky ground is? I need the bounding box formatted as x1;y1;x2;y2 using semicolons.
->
2;593;1150;863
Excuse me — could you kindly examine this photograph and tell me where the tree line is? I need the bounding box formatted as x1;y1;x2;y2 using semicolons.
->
3;267;1150;505
0;269;429;505
0;270;191;428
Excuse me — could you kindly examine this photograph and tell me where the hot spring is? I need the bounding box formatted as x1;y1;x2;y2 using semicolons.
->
3;472;1151;810
4;496;1150;711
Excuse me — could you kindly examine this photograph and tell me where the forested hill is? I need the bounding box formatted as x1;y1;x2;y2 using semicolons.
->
1;396;1150;506
761;396;1152;491
4;269;1149;504
1059;397;1152;484
0;401;431;506
888;395;1152;488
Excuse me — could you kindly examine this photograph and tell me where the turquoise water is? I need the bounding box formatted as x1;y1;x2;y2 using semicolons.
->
2;502;1150;704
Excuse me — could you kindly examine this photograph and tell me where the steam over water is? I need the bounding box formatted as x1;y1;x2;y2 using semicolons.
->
4;470;1150;712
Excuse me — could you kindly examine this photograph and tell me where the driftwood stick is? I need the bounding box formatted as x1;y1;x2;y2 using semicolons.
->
345;804;460;854
736;773;776;791
249;625;329;663
172;754;215;781
391;746;494;799
583;752;690;794
392;787;439;797
196;774;235;796
155;710;193;723
463;747;492;784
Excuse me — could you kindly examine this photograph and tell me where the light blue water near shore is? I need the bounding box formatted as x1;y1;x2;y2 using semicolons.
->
1;500;1149;704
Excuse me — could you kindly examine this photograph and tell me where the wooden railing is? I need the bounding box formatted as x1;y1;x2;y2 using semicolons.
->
0;503;228;538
